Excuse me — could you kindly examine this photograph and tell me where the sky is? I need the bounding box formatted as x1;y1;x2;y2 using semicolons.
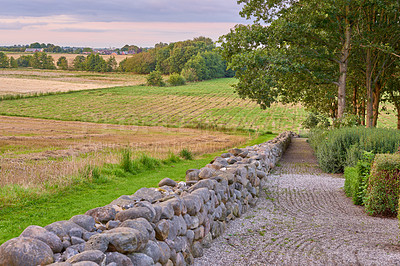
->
0;0;249;48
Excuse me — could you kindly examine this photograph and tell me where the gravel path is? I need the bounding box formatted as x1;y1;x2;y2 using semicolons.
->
195;138;400;265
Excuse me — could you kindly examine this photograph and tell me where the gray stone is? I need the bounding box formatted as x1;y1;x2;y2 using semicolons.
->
66;250;106;264
128;253;155;266
183;214;200;230
155;219;169;241
72;262;98;266
70;215;96;232
198;167;215;179
62;239;71;250
172;252;185;266
186;230;194;244
152;204;162;223
133;187;163;203
119;218;154;240
115;207;153;222
220;152;233;158
20;225;63;253
103;227;148;254
158;178;177;187
143;240;162;264
190;187;211;203
71;236;85;245
167;219;178;240
168;198;185;216
183;249;194;265
0;237;54;266
106;252;133;266
63;246;79;260
172;215;187;236
106;220;121;230
82;231;97;241
157;241;171;265
228;148;243;156
158;201;174;220
182;194;202;216
109;195;137;209
191;241;204;258
85;206;117;223
69;227;83;239
201;232;212;248
172;236;188;252
185;169;200;181
48;262;72;266
84;234;109;253
45;220;87;239
165;260;174;266
193;226;205;240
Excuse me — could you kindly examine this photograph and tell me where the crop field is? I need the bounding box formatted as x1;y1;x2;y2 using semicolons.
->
0;69;146;95
0;78;307;133
5;53;130;67
0;116;246;187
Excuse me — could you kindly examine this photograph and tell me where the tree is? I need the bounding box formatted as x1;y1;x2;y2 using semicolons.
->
30;52;56;69
9;56;18;68
17;55;32;67
73;55;86;71
56;56;68;70
106;56;117;72
0;52;9;68
119;51;156;74
85;53;107;72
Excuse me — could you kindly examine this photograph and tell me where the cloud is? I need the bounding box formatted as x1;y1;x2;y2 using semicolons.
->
0;0;247;23
52;28;108;33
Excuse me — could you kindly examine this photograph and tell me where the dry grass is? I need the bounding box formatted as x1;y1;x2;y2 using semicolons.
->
0;69;146;95
7;53;130;66
0;116;247;189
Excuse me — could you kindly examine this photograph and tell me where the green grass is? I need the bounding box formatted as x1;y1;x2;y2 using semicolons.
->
0;78;306;133
0;133;276;244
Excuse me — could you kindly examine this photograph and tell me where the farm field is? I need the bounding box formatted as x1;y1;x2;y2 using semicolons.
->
0;78;308;133
5;53;131;67
0;69;146;95
0;115;245;190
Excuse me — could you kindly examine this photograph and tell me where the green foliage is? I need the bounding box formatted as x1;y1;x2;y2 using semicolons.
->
364;154;400;216
120;51;156;74
146;71;165;86
0;52;9;68
30;52;56;69
181;51;226;81
181;67;198;82
73;55;86;71
309;127;400;173
162;151;181;164
332;114;361;128
9;56;18;68
302;112;330;129
16;55;32;67
106;56;117;72
85;53;107;72
179;148;193;160
56;56;68;70
167;73;186;86
344;151;375;205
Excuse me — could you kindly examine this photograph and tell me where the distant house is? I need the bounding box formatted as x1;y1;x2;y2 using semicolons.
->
25;48;44;53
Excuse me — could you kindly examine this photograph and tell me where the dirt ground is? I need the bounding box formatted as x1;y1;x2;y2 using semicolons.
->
0;116;247;187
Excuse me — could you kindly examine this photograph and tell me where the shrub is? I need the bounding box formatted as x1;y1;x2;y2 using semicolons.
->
344;151;374;205
146;71;165;86
364;154;400;216
309;127;400;173
179;148;193;160
167;73;186;86
181;67;198;82
302;112;330;129
162;151;181;164
138;154;161;170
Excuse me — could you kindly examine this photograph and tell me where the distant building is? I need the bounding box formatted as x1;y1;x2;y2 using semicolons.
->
25;48;44;53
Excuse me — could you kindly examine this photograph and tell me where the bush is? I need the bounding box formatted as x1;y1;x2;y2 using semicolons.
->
181;68;198;82
302;112;330;129
167;73;186;86
309;127;400;173
364;154;400;216
344;151;374;205
146;71;165;86
179;148;193;160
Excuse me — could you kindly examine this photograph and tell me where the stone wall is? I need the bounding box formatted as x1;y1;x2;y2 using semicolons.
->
0;131;294;266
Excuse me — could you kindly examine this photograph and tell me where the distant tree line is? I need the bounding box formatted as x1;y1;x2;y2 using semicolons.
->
0;37;234;79
119;37;234;81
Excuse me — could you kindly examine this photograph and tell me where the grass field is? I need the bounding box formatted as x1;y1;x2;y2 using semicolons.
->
0;78;307;133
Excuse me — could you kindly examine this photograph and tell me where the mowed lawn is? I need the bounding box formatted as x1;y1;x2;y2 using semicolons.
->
0;78;307;133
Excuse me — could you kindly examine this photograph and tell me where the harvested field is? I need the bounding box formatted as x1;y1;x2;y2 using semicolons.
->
0;116;247;189
6;53;130;66
0;69;146;95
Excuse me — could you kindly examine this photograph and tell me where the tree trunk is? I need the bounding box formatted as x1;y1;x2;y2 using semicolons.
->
337;17;351;119
352;85;358;115
366;49;374;128
372;81;381;127
361;99;366;126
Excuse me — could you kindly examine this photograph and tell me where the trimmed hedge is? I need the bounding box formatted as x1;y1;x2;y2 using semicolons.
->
364;154;400;217
309;127;400;173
